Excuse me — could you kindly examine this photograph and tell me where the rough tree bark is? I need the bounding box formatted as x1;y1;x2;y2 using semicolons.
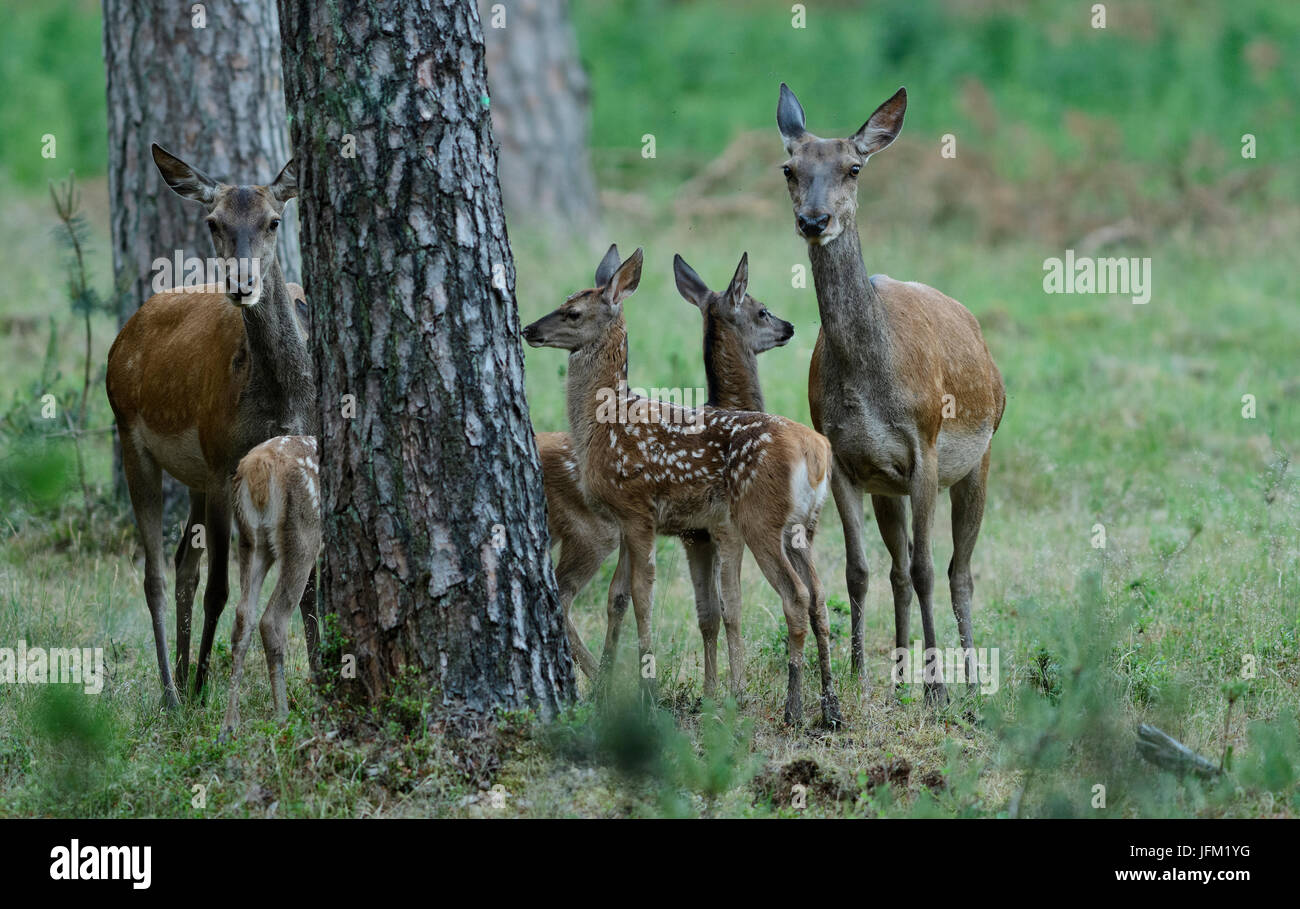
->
103;0;300;329
479;0;597;225
278;0;574;716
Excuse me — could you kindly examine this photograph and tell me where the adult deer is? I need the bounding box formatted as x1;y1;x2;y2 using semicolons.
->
106;144;317;709
523;248;841;726
540;247;795;695
776;84;1005;704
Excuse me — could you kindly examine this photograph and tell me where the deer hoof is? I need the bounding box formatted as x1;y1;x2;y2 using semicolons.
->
924;681;949;708
821;693;844;729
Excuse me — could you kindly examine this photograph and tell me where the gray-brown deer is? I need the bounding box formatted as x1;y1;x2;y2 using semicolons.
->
776;84;1005;704
540;247;795;694
222;435;320;738
106;144;318;709
523;248;841;726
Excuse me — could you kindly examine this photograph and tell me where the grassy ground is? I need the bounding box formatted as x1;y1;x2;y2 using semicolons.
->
1;0;1298;817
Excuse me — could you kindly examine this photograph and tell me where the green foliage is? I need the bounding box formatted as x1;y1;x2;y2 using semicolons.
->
573;0;1300;198
986;570;1141;817
1237;715;1299;794
0;0;107;187
0;172;116;530
543;693;758;816
23;683;123;816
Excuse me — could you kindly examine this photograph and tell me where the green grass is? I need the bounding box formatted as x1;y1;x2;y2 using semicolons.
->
1;0;1298;818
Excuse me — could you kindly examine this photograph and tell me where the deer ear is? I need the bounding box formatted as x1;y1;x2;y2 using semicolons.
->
725;252;749;309
604;248;643;308
152;143;219;205
852;87;906;158
594;243;620;287
673;254;710;310
777;83;807;153
269;158;297;205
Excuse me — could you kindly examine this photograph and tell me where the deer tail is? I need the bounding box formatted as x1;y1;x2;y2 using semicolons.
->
233;449;276;532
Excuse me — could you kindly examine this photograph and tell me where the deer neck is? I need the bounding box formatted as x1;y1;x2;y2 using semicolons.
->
703;310;764;412
566;316;629;463
240;259;317;436
807;222;893;366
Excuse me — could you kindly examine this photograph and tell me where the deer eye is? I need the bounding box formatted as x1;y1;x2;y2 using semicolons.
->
269;218;282;230
849;164;861;177
565;310;581;321
782;165;793;179
760;309;770;320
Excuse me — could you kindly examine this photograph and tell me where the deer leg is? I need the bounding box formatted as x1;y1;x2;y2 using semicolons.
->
297;560;323;686
909;451;947;707
192;483;231;700
715;527;747;702
872;494;913;696
949;447;991;698
622;524;658;705
221;532;268;740
681;530;722;700
830;466;869;684
748;532;810;726
555;533;613;680
597;539;632;695
788;528;841;727
261;543;315;721
172;489;206;694
122;441;179;710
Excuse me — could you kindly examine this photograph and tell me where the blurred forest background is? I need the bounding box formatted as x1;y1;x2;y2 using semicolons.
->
0;0;1297;817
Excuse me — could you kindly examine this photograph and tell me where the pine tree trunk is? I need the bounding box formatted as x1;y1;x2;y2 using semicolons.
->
102;0;300;321
480;0;597;225
278;0;574;716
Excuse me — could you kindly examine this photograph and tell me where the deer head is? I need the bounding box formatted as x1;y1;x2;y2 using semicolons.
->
673;252;793;352
151;143;297;307
776;83;906;246
521;246;643;351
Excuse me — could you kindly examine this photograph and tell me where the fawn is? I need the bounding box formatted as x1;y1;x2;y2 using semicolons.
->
523;248;841;725
540;246;795;698
221;435;320;737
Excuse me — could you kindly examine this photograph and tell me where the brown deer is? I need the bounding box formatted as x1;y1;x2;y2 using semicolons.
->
222;435;320;738
540;247;795;695
776;84;1006;704
106;144;317;709
523;248;841;726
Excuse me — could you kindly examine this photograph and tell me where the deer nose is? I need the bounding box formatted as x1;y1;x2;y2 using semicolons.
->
797;213;830;237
